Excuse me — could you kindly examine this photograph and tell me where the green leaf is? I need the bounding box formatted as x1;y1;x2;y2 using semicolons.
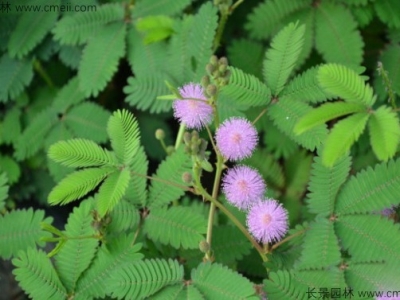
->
336;215;400;263
125;145;148;206
221;67;271;107
0;155;21;184
263;22;305;96
264;270;308;300
79;22;126;97
147;147;192;208
318;64;375;107
108;199;140;232
0;172;8;211
52;3;124;45
0;209;52;259
12;248;68;300
51;77;86;113
135;15;174;44
0;54;33;102
59;44;82;70
315;2;364;67
188;2;218;81
8;0;59;58
1;106;21;145
336;159;400;214
322;112;370;167
374;0;400;29
144;206;206;249
107;109;141;165
245;0;311;40
55;199;98;292
15;107;58;160
48;139;117;168
296;218;341;269
97;168;131;217
74;237;143;299
108;259;184;300
368;106;400;161
64;102;110;143
132;0;191;17
294;102;366;134
48;167;115;205
192;263;258;300
281;66;334;104
307;153;351;216
267;96;328;150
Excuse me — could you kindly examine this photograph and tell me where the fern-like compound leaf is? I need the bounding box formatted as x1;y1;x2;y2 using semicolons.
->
55;199;98;292
212;225;252;265
1;107;21;146
322;112;370;167
315;2;364;67
368;106;400;161
96;168;131;217
132;0;192;18
293;268;346;289
336;159;400;214
15;107;58;160
79;22;126;97
125;145;148;206
108;199;140;232
294;102;366;134
264;22;305;96
108;259;184;300
188;2;218;81
264;270;309;299
12;248;68;300
267;96;328;150
74;237;143;299
374;0;400;29
296;218;341;269
52;3;124;45
52;77;86;114
335;215;400;263
48;166;115;205
48;139;117;168
318;64;375;107
0;54;33;102
147;147;192;208
307;154;351;216
0;172;8;211
245;0;311;40
107;109;140;166
221;67;271;107
152;284;204;300
192;263;258;300
58;44;82;70
143;206;206;249
135;15;174;44
64;102;110;143
0;209;51;259
0;155;21;184
7;0;59;58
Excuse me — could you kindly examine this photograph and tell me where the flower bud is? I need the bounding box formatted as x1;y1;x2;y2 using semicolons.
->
155;129;165;140
206;63;215;75
166;146;175;155
210;55;218;65
199;240;210;253
201;75;210;88
183;132;191;144
218;56;228;66
206;84;217;97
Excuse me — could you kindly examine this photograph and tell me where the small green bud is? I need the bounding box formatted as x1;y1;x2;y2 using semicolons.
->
206;63;215;75
183;132;191;144
182;172;193;183
218;56;228;66
166;146;175;155
201;75;210;88
155;129;165;140
218;64;228;74
206;84;217;97
210;55;218;65
191;130;199;141
199;240;210;253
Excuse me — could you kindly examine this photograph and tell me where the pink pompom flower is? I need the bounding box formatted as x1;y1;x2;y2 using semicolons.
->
215;117;258;161
247;199;289;244
222;165;266;210
172;83;213;129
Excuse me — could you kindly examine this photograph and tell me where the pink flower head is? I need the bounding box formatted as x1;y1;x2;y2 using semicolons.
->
172;83;213;129
247;199;288;244
215;117;258;161
222;165;266;210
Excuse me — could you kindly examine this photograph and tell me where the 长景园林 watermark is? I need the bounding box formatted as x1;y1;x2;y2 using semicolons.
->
0;1;97;13
307;287;400;299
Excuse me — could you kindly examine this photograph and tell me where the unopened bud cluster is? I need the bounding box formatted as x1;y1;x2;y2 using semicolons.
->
201;55;231;98
183;131;208;160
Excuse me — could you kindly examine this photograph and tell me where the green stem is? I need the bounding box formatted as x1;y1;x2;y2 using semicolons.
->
175;124;186;150
33;59;55;89
212;11;228;52
230;0;245;12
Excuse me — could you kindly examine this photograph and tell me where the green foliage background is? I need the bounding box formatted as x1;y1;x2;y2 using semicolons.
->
1;0;400;299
